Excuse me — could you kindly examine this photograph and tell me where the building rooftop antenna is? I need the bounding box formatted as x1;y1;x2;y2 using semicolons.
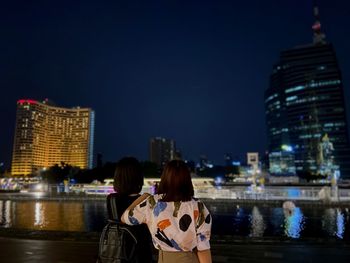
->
312;0;326;44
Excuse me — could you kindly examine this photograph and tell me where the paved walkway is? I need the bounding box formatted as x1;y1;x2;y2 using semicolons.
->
1;237;350;263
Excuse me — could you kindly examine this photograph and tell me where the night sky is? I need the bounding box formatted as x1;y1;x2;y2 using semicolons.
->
1;0;350;168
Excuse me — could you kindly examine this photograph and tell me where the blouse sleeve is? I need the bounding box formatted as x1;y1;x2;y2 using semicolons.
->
122;197;150;225
195;201;212;251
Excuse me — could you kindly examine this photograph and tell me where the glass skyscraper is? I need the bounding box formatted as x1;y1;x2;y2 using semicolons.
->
265;7;350;179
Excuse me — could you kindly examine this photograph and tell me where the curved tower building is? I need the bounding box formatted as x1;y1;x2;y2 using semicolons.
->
265;6;350;178
11;99;95;176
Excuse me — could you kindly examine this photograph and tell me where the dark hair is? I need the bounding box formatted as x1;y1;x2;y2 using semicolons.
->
158;160;194;202
113;157;143;195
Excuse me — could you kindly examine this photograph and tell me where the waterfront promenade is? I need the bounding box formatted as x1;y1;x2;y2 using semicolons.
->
0;234;349;263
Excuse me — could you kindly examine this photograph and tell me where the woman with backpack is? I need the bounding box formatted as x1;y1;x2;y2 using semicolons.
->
122;160;212;263
105;157;153;263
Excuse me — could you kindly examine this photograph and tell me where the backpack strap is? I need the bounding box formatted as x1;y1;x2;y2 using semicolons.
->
107;193;141;223
107;194;121;223
109;195;120;223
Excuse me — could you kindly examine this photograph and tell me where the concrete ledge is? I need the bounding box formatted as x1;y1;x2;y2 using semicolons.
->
0;228;349;246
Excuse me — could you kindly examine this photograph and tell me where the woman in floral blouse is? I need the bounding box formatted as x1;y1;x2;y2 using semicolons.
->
122;160;212;263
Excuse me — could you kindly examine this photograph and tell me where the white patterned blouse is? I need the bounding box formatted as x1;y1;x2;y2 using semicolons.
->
122;194;212;252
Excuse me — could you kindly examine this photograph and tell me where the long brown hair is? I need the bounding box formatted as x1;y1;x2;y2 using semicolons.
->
158;160;194;202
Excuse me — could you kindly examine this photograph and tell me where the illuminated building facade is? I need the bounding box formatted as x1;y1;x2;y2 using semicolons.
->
265;6;350;178
269;151;296;176
149;137;175;167
11;99;95;176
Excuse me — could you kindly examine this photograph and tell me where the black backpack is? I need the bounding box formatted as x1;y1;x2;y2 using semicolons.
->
97;219;139;263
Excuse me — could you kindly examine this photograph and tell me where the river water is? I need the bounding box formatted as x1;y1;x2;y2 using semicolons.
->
0;199;349;240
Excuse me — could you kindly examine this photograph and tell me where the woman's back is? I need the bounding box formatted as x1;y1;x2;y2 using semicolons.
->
107;193;153;262
123;194;211;252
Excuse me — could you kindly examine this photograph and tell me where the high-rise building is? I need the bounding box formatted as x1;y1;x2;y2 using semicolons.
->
224;153;233;166
149;137;175;167
265;6;350;178
11;99;95;176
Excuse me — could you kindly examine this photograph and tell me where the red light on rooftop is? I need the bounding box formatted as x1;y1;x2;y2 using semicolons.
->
17;99;38;105
312;22;321;31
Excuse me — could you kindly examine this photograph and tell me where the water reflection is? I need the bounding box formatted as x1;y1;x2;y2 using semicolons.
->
270;207;284;236
231;206;250;236
283;207;304;238
323;208;345;239
34;202;44;227
84;202;108;231
1;200;86;231
249;206;265;237
0;200;350;239
336;209;345;238
0;200;12;228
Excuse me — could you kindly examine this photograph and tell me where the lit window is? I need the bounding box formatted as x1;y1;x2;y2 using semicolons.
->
286;96;298;101
265;93;278;103
309;79;341;88
285;85;305;93
317;66;326;70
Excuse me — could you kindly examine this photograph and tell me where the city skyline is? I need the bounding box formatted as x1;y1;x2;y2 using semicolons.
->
1;0;350;168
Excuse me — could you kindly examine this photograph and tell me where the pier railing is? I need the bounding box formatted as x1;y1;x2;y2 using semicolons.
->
43;183;350;202
195;186;350;202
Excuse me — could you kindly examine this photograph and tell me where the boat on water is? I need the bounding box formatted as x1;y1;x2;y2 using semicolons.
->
0;178;21;193
70;177;215;195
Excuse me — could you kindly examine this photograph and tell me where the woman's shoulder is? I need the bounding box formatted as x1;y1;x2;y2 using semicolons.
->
145;195;205;207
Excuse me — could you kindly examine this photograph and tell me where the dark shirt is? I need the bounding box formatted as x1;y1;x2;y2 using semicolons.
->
106;193;153;263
